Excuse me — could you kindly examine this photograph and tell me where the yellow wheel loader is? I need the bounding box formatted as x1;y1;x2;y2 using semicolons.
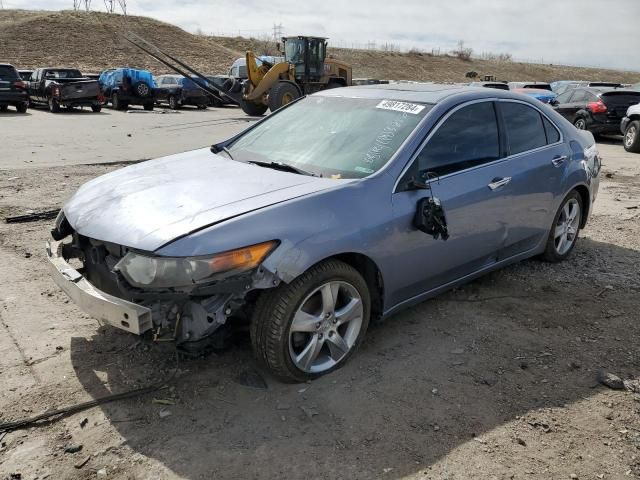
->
125;33;352;117
241;36;352;115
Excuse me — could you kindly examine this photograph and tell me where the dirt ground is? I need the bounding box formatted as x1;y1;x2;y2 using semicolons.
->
0;132;639;479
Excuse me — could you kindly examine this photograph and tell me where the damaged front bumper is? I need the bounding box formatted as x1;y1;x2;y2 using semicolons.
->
46;240;153;335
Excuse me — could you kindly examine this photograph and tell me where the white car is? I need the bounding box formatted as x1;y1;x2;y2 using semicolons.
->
621;103;640;153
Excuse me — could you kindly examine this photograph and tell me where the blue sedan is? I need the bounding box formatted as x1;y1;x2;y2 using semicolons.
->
47;84;601;382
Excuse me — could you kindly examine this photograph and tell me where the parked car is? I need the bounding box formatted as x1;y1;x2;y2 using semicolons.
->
99;68;156;111
551;86;640;135
47;85;600;382
28;68;102;113
155;75;209;109
204;75;240;107
0;63;28;113
469;81;509;90
551;81;623;96
621;103;640;153
17;69;33;81
512;87;558;104
228;55;285;80
508;82;552;91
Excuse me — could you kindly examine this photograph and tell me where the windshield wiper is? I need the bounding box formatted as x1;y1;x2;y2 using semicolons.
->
247;160;316;177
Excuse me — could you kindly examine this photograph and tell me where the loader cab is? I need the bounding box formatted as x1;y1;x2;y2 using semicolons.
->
282;36;327;81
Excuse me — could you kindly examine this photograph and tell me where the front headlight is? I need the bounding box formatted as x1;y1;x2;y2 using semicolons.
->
114;240;278;289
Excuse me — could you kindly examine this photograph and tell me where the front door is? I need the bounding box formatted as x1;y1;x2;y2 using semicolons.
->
388;100;509;306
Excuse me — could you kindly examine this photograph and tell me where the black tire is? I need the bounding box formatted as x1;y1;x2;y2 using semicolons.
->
91;104;102;113
268;81;300;112
240;98;268;116
209;97;222;108
168;95;180;110
251;259;371;382
112;92;122;110
48;97;60;113
541;190;583;262
623;120;640;153
16;103;28;113
143;103;154;111
133;81;151;98
0;105;8;112
197;103;208;110
573;117;587;130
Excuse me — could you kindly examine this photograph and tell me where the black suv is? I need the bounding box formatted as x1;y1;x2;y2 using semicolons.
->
552;87;640;135
0;64;28;113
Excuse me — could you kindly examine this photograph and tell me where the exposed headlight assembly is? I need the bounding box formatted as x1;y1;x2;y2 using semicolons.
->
114;240;278;289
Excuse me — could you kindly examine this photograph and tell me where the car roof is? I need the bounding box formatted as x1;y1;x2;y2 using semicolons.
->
582;86;636;94
317;83;534;104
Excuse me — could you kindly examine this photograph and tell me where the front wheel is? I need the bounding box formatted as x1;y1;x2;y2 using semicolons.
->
91;104;102;113
623;120;640;153
240;98;268;116
143;103;154;111
168;95;180;110
268;81;300;112
251;260;370;382
16;102;28;113
541;191;583;262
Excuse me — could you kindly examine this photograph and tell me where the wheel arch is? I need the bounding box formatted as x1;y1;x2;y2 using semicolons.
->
571;184;591;228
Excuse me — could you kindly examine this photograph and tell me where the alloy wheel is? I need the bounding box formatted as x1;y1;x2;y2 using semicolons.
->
625;125;637;148
574;118;586;130
288;281;364;374
554;198;580;255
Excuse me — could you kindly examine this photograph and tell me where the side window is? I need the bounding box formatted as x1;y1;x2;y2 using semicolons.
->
543;117;561;144
556;90;573;104
570;89;587;103
415;102;500;176
500;102;547;154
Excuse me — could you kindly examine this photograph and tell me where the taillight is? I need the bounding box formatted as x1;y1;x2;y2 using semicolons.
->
13;80;26;89
587;99;607;114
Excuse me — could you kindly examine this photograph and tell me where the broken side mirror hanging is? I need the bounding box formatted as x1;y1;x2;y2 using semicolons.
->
414;196;450;241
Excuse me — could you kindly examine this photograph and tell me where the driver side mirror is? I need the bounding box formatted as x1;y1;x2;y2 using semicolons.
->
414;196;449;241
550;99;559;107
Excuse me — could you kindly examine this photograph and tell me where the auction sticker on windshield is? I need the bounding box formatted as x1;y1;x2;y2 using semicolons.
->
376;100;426;114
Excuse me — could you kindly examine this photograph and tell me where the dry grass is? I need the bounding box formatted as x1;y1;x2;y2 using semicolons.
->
1;9;639;83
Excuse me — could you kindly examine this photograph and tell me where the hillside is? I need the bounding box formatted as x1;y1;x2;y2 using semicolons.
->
1;9;639;84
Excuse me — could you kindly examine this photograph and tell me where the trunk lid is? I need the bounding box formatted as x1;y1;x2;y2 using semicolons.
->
601;91;640;119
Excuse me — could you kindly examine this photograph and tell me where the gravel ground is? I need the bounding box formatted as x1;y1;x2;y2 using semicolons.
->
0;136;639;480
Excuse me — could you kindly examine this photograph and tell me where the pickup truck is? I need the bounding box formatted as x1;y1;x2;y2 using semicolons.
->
28;68;103;113
0;63;28;113
621;103;640;153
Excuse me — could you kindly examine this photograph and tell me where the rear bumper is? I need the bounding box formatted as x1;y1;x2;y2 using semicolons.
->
58;98;100;107
46;240;153;335
0;91;28;105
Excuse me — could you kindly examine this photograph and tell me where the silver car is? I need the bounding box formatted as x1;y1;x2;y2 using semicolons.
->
48;84;601;382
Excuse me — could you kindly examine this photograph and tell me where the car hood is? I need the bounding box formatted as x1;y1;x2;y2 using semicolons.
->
64;148;348;252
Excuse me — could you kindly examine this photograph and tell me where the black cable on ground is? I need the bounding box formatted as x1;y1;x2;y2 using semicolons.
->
0;353;180;434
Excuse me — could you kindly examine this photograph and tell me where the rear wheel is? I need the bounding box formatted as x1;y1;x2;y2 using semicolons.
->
133;81;151;98
541;191;583;262
251;259;370;382
16;103;27;113
91;104;102;113
48;97;60;113
143;103;154;111
240;98;268;116
197;103;208;110
623;120;640;153
573;117;587;130
0;105;8;112
268;81;300;112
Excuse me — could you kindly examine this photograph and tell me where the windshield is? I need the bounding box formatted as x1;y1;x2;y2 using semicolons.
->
45;69;83;79
227;96;432;179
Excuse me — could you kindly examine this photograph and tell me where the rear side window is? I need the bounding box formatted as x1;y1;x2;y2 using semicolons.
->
570;90;587;103
556;90;574;103
0;65;18;81
417;101;500;176
500;102;547;154
543;117;561;144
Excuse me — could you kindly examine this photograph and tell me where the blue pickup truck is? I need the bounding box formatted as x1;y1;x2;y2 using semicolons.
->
99;68;156;111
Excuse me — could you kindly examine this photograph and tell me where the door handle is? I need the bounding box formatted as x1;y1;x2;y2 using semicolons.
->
552;155;568;167
488;177;511;191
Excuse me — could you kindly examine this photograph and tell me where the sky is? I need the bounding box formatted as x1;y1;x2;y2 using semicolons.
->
5;0;640;71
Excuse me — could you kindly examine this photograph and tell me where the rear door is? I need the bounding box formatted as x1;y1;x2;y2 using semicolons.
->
389;100;508;304
557;88;587;122
494;100;571;257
